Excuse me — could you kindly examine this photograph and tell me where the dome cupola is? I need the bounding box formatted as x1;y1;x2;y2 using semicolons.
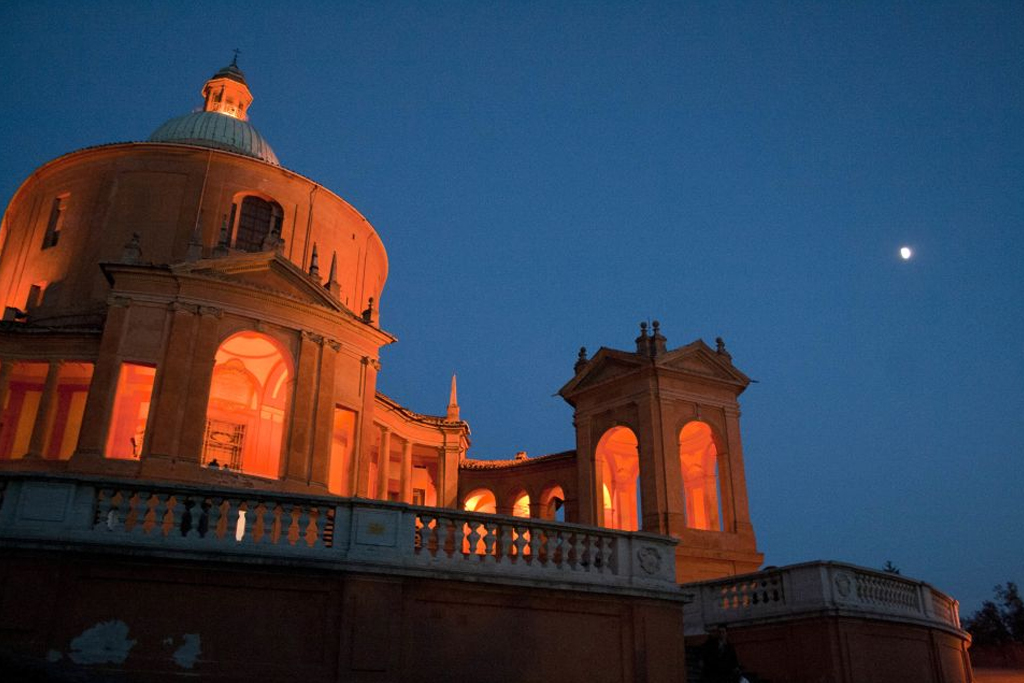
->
148;55;279;165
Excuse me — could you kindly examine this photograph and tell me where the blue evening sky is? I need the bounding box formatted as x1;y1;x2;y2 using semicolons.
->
1;2;1021;614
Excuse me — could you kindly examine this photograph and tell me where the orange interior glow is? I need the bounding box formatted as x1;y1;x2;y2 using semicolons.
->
596;426;640;531
328;406;356;495
46;362;94;460
463;488;497;514
203;332;291;478
106;363;156;459
512;491;531;518
0;361;48;459
679;421;722;531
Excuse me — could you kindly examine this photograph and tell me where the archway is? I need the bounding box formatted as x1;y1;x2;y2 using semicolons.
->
203;332;292;478
539;484;566;522
463;488;497;514
511;490;531;518
595;426;641;531
679;421;722;531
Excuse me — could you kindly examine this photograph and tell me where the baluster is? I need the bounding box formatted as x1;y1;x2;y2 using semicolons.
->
572;532;586;571
417;514;434;556
152;492;171;537
465;521;480;557
305;506;322;549
437;516;453;558
482;522;498;564
204;497;222;542
180;497;200;540
452;518;466;558
528;525;541;564
124;491;146;537
241;501;260;545
513;523;528;561
294;505;311;547
498;523;513;563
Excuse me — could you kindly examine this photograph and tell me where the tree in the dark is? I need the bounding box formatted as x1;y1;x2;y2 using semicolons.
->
964;582;1024;646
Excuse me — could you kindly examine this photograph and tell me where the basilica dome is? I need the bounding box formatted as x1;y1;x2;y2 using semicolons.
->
148;58;279;165
149;111;279;165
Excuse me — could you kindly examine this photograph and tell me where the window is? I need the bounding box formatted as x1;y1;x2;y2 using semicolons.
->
203;332;291;477
0;361;48;459
679;421;723;531
595;426;641;531
106;363;156;459
233;196;283;252
328;406;357;495
42;195;68;249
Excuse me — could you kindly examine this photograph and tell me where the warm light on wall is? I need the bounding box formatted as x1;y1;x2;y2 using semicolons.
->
596;426;640;531
679;421;722;531
106;363;156;459
203;332;291;478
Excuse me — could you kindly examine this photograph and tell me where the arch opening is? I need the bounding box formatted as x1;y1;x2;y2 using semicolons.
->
539;485;566;522
679;421;722;531
203;332;292;478
463;488;497;514
596;426;641;531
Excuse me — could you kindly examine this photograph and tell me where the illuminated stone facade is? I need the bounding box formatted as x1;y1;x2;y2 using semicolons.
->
0;62;974;682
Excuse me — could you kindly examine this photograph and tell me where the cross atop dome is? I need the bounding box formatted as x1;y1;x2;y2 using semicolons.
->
202;55;253;120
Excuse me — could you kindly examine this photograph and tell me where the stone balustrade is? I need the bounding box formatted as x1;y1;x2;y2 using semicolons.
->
0;472;682;598
683;560;964;636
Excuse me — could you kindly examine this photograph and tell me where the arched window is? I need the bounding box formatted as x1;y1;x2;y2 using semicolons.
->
233;196;283;252
511;490;531;518
463;488;497;514
679;421;722;531
595;426;641;531
539;485;566;522
203;332;292;478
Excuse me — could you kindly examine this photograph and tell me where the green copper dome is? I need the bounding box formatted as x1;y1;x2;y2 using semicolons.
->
148;111;279;165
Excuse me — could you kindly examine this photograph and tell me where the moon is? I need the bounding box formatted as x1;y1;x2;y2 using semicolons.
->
900;246;913;260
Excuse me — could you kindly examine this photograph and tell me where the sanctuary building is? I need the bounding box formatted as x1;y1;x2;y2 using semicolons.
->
0;61;973;683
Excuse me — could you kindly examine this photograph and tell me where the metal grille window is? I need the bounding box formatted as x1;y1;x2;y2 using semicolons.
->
203;419;246;470
234;196;282;252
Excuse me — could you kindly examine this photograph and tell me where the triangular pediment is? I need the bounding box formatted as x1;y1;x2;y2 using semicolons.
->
559;348;643;398
657;341;750;386
171;251;347;313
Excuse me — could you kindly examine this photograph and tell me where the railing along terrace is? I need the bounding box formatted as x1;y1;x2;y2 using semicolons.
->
682;561;964;636
0;473;681;596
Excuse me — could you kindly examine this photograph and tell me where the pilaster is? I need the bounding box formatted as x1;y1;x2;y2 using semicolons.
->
286;330;320;485
376;425;391;500
308;339;338;491
73;298;131;461
26;360;61;458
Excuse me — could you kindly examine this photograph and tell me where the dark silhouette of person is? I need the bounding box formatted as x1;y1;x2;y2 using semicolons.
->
700;626;742;683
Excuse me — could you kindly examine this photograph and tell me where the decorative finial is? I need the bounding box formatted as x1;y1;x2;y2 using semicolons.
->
326;251;341;296
650;319;667;356
446;373;460;421
261;222;283;252
121;233;143;264
231;48;241;67
636;321;652;356
362;297;375;323
308;243;320;279
213;215;230;257
574;346;588;374
186;222;203;261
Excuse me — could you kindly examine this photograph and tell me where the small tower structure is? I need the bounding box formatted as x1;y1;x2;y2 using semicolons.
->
559;322;763;582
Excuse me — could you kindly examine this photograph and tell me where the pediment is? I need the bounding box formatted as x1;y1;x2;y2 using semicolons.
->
657;342;750;386
172;252;347;313
559;349;642;398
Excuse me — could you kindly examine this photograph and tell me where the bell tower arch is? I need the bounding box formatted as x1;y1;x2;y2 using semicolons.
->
559;322;764;582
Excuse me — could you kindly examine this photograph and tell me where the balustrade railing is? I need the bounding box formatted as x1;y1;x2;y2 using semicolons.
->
684;561;964;636
0;473;680;596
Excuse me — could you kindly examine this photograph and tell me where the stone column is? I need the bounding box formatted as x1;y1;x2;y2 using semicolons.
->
286;331;321;485
26;360;61;458
309;340;338;491
376;426;391;500
74;297;131;460
399;438;413;503
722;405;754;536
573;414;595;526
146;303;199;460
175;307;222;463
